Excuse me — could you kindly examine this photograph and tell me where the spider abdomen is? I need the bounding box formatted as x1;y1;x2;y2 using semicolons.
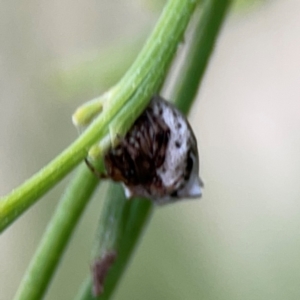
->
100;95;203;204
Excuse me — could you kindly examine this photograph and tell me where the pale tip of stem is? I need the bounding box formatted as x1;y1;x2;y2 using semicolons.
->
72;99;103;129
72;88;116;129
88;135;112;160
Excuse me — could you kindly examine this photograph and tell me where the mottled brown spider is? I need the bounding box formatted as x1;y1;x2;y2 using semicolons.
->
86;95;203;204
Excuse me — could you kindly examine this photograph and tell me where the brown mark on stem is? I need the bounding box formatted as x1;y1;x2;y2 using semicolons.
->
91;250;118;297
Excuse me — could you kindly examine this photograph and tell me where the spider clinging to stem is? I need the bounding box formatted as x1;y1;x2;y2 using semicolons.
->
85;95;203;205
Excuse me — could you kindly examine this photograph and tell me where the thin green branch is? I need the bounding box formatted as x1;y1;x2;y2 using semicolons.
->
13;163;100;300
8;1;201;299
9;0;231;298
0;0;199;233
75;184;153;300
76;1;232;299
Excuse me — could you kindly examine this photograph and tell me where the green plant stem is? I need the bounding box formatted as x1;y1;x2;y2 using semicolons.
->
175;0;232;114
95;197;153;300
0;140;93;233
13;163;100;300
12;0;232;298
76;184;153;300
9;1;201;299
0;0;199;233
76;1;232;299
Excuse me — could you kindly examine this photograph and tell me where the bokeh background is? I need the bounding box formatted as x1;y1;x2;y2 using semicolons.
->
1;0;300;299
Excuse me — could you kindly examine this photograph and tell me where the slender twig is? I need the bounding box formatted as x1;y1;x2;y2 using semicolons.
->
11;0;232;299
76;1;232;299
9;1;201;300
0;0;199;233
75;184;153;300
13;163;100;300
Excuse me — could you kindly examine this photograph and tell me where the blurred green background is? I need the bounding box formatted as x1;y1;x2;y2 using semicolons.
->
1;0;300;299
